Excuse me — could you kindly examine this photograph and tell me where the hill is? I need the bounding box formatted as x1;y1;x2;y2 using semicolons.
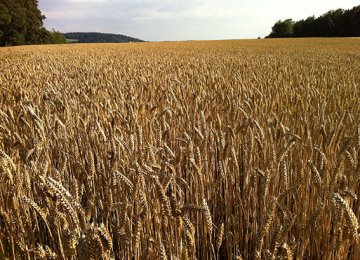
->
64;32;144;43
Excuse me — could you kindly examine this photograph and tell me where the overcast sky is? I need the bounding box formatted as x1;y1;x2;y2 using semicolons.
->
39;0;359;41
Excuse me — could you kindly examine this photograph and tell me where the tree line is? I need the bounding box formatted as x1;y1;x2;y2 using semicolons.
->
0;0;66;46
267;5;360;38
64;32;144;43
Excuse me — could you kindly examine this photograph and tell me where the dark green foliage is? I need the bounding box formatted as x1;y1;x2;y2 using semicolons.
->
0;0;66;46
268;5;360;38
0;0;26;45
64;32;144;43
268;19;294;38
0;3;11;39
49;30;67;44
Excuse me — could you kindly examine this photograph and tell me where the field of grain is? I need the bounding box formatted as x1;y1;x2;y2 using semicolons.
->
0;38;359;259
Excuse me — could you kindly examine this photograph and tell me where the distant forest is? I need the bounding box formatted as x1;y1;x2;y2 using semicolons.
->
0;0;66;46
268;5;360;38
64;32;144;43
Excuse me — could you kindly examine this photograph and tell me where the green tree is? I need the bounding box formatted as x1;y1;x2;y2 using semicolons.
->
0;1;26;45
313;9;344;37
0;0;66;46
50;30;66;44
0;3;11;39
293;16;316;37
268;19;294;38
23;0;47;44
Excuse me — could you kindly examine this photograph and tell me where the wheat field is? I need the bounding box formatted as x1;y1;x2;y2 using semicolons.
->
0;38;359;259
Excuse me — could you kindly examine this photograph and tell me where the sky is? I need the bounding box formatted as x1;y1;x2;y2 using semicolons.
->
39;0;359;41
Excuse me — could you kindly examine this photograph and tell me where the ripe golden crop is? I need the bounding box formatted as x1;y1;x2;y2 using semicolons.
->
0;38;359;259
